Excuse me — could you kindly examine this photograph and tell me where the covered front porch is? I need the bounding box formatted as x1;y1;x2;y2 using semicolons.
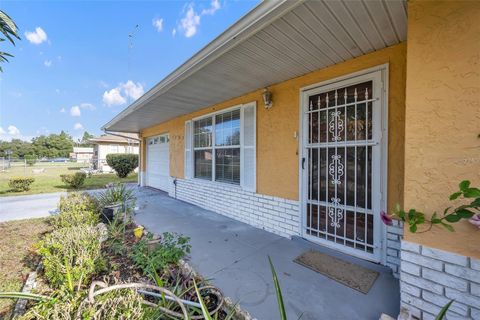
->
134;187;399;320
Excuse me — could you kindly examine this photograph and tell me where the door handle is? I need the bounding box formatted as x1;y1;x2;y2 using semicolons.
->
302;157;306;170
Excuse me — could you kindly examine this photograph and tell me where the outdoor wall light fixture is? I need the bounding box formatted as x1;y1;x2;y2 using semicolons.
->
262;87;273;109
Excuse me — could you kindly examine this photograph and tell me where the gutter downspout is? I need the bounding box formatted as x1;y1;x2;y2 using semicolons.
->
103;130;142;187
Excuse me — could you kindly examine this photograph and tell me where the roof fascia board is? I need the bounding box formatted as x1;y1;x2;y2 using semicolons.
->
102;0;304;131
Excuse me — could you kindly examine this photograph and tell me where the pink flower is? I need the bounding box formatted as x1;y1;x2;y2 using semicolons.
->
469;214;480;229
380;211;393;226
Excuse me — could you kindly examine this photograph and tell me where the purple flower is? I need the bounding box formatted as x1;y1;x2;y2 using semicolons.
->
380;211;393;226
469;214;480;229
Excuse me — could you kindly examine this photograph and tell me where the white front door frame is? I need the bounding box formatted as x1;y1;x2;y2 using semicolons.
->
298;64;389;265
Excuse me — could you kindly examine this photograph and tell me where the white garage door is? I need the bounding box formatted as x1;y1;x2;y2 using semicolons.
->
146;134;170;192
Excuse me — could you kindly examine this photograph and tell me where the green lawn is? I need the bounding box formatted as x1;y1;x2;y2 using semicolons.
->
0;163;138;196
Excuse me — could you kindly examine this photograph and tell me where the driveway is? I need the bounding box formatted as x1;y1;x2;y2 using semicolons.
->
0;192;64;222
134;187;400;320
0;184;137;223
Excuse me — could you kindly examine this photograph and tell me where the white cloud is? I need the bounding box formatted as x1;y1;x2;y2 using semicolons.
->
7;125;20;135
24;27;48;45
44;60;52;67
176;1;220;38
102;81;144;106
180;4;201;38
69;103;95;116
79;103;95;110
103;88;126;106
122;81;144;100
70;106;81;117
153;18;164;32
202;0;220;15
55;89;61;94
60;107;66;113
74;123;83;130
0;125;34;141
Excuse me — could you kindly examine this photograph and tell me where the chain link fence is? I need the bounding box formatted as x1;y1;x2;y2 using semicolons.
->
0;157;122;174
0;157;90;176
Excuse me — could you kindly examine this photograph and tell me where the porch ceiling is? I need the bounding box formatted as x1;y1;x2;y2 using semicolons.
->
103;0;407;133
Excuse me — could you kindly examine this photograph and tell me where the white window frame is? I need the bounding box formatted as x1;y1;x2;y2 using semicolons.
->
186;102;256;190
192;105;242;185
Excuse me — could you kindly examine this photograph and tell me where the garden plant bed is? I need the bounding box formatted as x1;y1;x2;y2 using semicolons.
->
1;185;241;319
97;223;234;319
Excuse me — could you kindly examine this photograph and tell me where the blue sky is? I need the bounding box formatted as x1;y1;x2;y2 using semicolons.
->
0;0;258;142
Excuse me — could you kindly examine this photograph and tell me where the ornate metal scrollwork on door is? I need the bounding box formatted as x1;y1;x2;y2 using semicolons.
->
328;110;344;142
328;154;344;185
328;197;344;228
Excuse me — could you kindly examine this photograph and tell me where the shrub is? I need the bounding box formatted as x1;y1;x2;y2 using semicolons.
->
19;289;145;320
131;232;191;284
105;218;128;255
8;177;35;191
60;172;87;189
18;291;81;320
25;155;37;166
58;192;99;214
51;193;100;229
96;183;136;214
106;153;138;178
80;289;145;320
37;225;104;290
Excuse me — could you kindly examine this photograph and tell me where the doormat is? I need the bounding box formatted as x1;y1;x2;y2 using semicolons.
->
294;250;379;294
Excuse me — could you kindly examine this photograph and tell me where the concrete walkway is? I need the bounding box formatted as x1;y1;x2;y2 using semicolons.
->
135;188;400;320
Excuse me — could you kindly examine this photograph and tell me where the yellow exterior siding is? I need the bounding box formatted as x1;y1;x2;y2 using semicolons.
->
141;43;407;210
404;1;480;258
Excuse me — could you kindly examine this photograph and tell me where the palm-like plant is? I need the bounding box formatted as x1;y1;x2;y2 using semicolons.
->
0;10;20;72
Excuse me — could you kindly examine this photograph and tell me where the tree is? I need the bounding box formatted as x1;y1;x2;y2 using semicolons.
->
31;131;74;157
79;131;94;147
0;132;75;158
0;139;34;158
0;10;20;72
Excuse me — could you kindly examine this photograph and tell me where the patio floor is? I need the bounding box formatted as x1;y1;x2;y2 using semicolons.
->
134;187;400;320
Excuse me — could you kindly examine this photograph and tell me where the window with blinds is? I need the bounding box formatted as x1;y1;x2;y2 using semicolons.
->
184;102;256;190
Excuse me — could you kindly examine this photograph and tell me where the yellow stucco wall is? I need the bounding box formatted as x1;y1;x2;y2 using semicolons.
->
141;43;407;212
404;1;480;258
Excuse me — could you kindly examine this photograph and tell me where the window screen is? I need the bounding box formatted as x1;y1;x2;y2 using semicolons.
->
193;109;240;184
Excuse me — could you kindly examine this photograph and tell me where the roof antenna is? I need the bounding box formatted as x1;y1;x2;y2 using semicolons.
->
127;24;139;103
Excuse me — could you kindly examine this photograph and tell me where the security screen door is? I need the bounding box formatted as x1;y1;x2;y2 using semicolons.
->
302;70;385;262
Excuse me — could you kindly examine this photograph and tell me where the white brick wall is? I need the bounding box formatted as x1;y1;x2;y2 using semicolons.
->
386;219;404;278
400;240;480;320
169;178;402;275
170;178;300;238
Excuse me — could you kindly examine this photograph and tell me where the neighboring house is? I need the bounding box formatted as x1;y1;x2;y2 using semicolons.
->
103;1;480;319
89;134;139;173
70;147;94;163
